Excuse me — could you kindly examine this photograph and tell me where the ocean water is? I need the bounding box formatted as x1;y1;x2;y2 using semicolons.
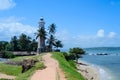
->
80;47;120;80
0;58;8;63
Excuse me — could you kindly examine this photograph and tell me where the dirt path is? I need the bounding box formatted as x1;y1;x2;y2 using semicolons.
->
31;53;66;80
0;73;15;79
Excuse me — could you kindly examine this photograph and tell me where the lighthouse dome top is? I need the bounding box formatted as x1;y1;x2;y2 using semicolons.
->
40;17;44;21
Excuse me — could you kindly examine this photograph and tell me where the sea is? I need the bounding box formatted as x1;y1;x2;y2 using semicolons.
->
80;47;120;80
0;58;8;62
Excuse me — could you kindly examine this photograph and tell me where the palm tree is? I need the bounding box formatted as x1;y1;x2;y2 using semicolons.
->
47;23;56;52
35;18;46;53
36;27;46;39
10;36;19;51
36;27;47;53
48;23;56;35
54;40;63;49
47;35;56;52
19;33;31;51
30;39;38;51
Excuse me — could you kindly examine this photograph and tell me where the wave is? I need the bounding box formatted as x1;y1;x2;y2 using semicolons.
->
88;63;113;80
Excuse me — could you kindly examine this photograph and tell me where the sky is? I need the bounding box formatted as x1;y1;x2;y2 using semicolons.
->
0;0;120;49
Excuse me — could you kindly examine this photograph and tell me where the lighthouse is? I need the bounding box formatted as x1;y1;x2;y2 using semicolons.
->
37;17;46;53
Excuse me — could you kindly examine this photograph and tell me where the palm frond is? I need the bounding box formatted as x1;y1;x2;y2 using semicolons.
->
48;23;56;34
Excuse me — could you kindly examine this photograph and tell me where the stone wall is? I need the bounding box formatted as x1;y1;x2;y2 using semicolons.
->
13;51;37;56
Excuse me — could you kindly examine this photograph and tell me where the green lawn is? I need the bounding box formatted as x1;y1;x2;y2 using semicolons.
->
0;54;45;80
0;79;10;80
52;52;85;80
11;55;42;62
0;63;21;76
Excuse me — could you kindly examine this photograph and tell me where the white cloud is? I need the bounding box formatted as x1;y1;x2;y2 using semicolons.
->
108;32;116;38
97;29;104;37
0;17;37;40
55;29;120;48
0;0;16;10
55;30;72;49
0;22;36;35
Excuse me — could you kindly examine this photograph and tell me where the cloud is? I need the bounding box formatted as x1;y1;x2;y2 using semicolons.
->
0;17;37;40
96;29;104;37
0;17;119;48
0;0;16;10
55;29;120;48
55;30;72;49
108;32;116;38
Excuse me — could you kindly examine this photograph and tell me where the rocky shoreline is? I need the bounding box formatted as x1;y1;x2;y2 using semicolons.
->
77;60;101;80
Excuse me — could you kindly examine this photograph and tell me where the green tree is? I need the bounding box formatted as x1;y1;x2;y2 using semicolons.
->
10;36;19;51
47;35;56;51
47;23;57;51
48;23;56;35
19;33;31;51
30;39;38;51
0;41;9;51
69;47;85;63
36;26;47;52
54;40;63;50
5;43;12;51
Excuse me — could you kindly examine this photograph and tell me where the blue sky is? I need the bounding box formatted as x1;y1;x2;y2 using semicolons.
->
0;0;120;49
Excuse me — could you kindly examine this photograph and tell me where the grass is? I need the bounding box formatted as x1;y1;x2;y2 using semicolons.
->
0;63;21;76
0;79;11;80
52;52;85;80
68;60;77;69
56;70;60;80
11;55;42;62
0;54;45;80
15;61;45;80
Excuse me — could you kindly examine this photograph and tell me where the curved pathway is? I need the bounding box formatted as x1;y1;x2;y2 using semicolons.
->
31;53;66;80
0;73;15;79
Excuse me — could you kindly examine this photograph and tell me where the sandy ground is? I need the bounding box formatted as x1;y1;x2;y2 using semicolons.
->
0;73;15;79
77;60;101;80
31;53;66;80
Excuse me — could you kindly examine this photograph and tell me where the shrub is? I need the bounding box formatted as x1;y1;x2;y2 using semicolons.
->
62;52;75;61
69;47;85;62
69;47;85;55
0;51;15;58
54;49;60;52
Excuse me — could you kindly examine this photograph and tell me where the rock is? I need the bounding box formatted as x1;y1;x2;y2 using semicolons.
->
97;53;108;55
91;77;94;80
22;59;37;73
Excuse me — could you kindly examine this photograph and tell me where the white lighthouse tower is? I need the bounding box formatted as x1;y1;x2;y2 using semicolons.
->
37;17;45;53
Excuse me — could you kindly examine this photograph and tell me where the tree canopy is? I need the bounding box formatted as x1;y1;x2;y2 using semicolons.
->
69;47;85;55
69;47;85;62
0;18;63;53
0;33;38;52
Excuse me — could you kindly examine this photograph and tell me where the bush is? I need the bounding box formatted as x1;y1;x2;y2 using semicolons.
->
62;52;76;61
69;47;85;55
0;51;15;58
69;47;85;61
54;49;60;52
